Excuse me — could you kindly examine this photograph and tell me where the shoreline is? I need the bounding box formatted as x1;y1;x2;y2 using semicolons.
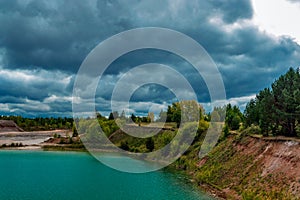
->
0;145;223;200
0;145;42;150
0;128;224;200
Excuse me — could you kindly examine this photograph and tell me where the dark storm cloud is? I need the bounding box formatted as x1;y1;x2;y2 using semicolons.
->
214;27;300;97
0;0;255;72
0;68;72;100
1;0;300;116
0;68;74;116
0;0;132;72
209;0;253;23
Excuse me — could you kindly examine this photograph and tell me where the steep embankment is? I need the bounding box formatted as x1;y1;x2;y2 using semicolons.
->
105;123;300;199
0;120;24;132
194;135;300;199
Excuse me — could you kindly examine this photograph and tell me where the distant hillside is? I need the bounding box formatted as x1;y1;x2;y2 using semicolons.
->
0;120;24;132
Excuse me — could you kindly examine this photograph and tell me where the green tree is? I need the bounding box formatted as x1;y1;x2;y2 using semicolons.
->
226;104;243;130
211;110;221;122
272;68;300;136
257;88;274;136
158;109;167;122
147;112;155;123
146;138;155;152
108;112;114;120
120;141;129;151
244;67;300;137
244;99;259;126
166;100;203;127
72;123;78;137
223;125;229;138
120;110;126;119
131;114;137;123
211;106;226;122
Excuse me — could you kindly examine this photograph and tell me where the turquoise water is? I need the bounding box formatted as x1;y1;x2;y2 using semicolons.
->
0;151;213;200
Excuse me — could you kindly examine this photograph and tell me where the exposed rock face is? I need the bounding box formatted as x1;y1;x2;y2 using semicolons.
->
0;120;24;132
196;135;300;199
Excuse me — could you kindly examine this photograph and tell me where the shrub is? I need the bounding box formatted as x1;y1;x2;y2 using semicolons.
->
241;125;261;136
120;141;129;151
146;138;155;152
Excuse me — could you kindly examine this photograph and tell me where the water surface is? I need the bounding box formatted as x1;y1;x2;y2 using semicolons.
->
0;151;213;200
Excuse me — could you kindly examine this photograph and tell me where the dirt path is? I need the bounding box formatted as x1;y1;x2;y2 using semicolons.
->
0;130;71;146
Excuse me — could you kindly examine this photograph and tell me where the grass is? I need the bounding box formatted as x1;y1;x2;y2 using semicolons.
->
170;133;299;199
42;143;86;151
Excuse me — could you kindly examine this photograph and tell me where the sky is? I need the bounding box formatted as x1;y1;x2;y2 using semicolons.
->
0;0;300;117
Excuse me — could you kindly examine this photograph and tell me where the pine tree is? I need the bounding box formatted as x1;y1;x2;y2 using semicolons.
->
244;68;300;137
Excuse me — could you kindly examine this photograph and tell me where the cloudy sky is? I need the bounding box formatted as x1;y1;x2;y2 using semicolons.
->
1;0;300;117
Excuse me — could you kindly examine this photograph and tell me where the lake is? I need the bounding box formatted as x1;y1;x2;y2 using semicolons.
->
0;151;213;200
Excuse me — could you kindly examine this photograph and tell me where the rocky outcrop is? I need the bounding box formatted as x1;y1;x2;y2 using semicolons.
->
0;120;24;132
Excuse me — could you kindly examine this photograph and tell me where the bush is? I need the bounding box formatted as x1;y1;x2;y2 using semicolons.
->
120;141;129;151
241;125;261;136
296;122;300;137
59;138;65;144
218;125;230;143
146;138;155;152
72;123;78;137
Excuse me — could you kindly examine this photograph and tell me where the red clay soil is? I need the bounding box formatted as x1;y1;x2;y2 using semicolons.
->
229;136;300;198
196;135;300;199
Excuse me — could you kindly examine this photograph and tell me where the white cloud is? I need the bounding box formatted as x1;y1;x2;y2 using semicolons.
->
9;98;51;112
0;103;10;112
202;94;256;112
44;95;74;103
0;68;73;85
252;0;300;44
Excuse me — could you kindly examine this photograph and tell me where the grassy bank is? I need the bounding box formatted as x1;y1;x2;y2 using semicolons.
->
171;132;300;199
42;143;86;152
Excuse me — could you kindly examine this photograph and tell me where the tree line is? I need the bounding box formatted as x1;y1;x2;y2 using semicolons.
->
2;67;299;138
244;68;300;137
0;115;73;131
